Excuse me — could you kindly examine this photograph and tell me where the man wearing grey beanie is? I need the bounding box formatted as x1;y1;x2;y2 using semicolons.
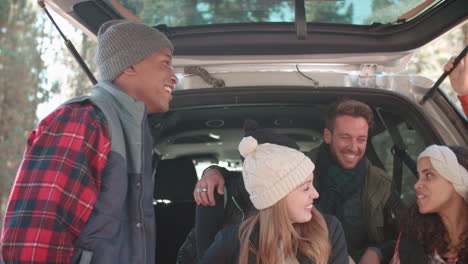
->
1;20;177;264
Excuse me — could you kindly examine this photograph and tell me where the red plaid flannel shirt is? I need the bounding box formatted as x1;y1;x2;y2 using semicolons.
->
458;94;468;117
1;102;111;263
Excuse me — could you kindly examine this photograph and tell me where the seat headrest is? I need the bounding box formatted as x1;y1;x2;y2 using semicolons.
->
154;157;198;202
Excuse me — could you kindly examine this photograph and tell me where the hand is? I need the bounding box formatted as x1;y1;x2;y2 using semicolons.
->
193;167;225;206
444;55;468;96
358;248;381;264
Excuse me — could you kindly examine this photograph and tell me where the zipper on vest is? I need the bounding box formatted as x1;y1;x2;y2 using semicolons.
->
140;113;147;262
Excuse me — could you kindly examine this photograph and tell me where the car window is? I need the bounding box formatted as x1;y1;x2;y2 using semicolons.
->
117;0;437;27
371;112;427;206
155;100;433;207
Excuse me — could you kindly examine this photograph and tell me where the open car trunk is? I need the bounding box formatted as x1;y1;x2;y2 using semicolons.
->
44;0;468;55
150;81;466;263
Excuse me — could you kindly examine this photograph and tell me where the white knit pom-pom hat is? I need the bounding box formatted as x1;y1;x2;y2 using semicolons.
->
238;136;314;210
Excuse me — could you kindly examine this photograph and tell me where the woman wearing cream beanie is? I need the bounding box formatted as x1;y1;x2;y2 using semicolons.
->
201;120;348;264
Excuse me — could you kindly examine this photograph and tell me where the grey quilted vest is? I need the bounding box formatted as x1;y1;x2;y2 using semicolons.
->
66;81;155;264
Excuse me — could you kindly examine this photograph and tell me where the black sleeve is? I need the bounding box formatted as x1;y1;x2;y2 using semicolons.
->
374;239;397;263
375;185;405;263
195;165;231;258
325;215;349;264
195;192;225;258
199;225;238;264
383;185;406;237
202;164;231;178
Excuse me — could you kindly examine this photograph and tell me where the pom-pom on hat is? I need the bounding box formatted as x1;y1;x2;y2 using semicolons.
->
238;120;314;210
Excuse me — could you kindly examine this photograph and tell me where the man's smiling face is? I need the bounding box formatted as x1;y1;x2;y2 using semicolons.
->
324;115;369;170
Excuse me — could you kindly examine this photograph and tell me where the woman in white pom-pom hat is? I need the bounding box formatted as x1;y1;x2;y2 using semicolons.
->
201;120;348;264
360;145;468;264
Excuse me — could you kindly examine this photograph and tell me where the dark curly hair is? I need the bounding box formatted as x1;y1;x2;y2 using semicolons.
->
400;146;468;263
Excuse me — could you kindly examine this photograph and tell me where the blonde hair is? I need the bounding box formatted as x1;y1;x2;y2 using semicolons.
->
238;198;331;264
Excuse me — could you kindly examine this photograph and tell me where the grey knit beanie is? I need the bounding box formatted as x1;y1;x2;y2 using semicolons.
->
96;20;174;81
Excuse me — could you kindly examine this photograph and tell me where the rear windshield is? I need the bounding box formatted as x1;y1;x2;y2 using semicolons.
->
114;0;440;27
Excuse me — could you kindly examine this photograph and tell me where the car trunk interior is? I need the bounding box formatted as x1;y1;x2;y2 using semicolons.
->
150;87;442;263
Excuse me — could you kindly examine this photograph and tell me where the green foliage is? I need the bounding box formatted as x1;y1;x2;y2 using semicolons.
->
306;1;353;24
365;0;420;24
371;0;394;12
405;21;468;110
134;0;285;26
117;0;352;26
0;0;10;26
60;31;97;97
0;0;50;229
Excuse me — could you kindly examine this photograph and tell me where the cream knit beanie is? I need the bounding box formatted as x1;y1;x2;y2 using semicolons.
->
239;136;315;210
418;145;468;202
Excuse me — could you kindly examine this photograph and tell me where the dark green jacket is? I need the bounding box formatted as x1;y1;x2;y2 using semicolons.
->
307;148;396;244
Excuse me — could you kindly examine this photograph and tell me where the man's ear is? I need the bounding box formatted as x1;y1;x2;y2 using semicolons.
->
122;65;137;76
323;128;332;144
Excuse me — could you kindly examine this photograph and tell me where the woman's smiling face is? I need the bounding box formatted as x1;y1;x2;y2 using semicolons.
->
415;157;458;214
284;173;319;224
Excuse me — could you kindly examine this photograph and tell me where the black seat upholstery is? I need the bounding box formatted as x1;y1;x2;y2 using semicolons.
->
193;170;255;260
154;157;198;264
